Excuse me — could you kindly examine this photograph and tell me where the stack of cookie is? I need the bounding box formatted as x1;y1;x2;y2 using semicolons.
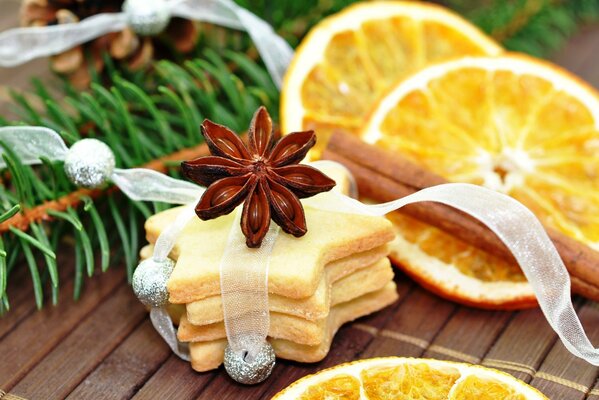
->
140;168;398;372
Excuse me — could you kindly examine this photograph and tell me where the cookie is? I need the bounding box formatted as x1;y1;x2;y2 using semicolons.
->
177;258;393;345
141;243;389;322
184;244;389;324
188;281;398;372
145;203;394;303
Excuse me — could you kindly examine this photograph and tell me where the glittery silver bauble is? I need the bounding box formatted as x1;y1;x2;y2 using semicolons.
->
224;342;276;385
123;0;171;36
132;258;175;307
64;139;115;189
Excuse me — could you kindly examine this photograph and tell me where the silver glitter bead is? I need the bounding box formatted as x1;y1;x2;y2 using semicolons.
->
224;341;276;385
64;139;115;189
123;0;171;36
132;257;175;307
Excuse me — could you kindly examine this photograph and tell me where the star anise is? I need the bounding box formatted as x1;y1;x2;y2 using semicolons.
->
181;107;336;248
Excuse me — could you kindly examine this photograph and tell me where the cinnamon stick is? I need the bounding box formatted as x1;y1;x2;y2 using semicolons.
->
323;131;599;301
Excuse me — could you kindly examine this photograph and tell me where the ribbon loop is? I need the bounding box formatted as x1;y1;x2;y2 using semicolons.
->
0;14;128;67
150;306;191;360
111;168;202;205
0;126;68;168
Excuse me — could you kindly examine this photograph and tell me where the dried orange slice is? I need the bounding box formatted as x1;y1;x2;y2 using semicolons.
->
272;357;548;399
362;54;599;308
281;1;501;154
387;213;535;309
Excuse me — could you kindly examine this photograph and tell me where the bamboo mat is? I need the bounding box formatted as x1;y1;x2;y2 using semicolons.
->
1;1;599;397
2;265;599;399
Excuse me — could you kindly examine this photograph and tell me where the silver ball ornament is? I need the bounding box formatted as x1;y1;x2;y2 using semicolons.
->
224;341;276;385
132;258;175;307
64;139;115;189
123;0;171;36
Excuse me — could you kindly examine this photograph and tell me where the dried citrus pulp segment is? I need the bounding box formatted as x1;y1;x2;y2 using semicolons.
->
280;1;501;151
387;213;535;309
361;54;599;308
272;357;548;399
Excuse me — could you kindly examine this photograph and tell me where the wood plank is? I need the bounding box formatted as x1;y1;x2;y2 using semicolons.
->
196;359;302;400
578;43;599;86
132;355;217;400
0;266;125;391
481;307;561;382
529;301;599;399
423;307;512;364
9;284;144;399
552;24;599;87
258;325;378;400
577;31;599;89
0;2;20;29
358;285;456;358
585;376;599;400
0;265;39;340
66;319;172;400
552;25;599;78
0;246;81;340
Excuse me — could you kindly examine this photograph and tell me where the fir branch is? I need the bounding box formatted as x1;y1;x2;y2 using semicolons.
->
490;0;549;43
0;141;210;235
1;188;98;233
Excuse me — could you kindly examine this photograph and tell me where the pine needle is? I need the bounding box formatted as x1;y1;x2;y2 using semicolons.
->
20;239;43;309
0;237;7;299
0;205;20;223
9;226;56;260
83;197;110;272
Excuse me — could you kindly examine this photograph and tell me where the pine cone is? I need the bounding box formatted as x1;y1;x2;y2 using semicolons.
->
20;0;198;88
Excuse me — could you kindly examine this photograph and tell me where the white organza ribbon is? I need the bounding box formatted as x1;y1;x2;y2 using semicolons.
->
218;209;279;360
151;306;190;361
0;126;198;205
3;126;599;367
150;204;198;362
152;203;198;262
112;169;200;205
0;127;68;166
0;13;128;67
0;0;292;88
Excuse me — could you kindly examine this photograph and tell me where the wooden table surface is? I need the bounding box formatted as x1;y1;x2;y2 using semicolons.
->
1;2;599;399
